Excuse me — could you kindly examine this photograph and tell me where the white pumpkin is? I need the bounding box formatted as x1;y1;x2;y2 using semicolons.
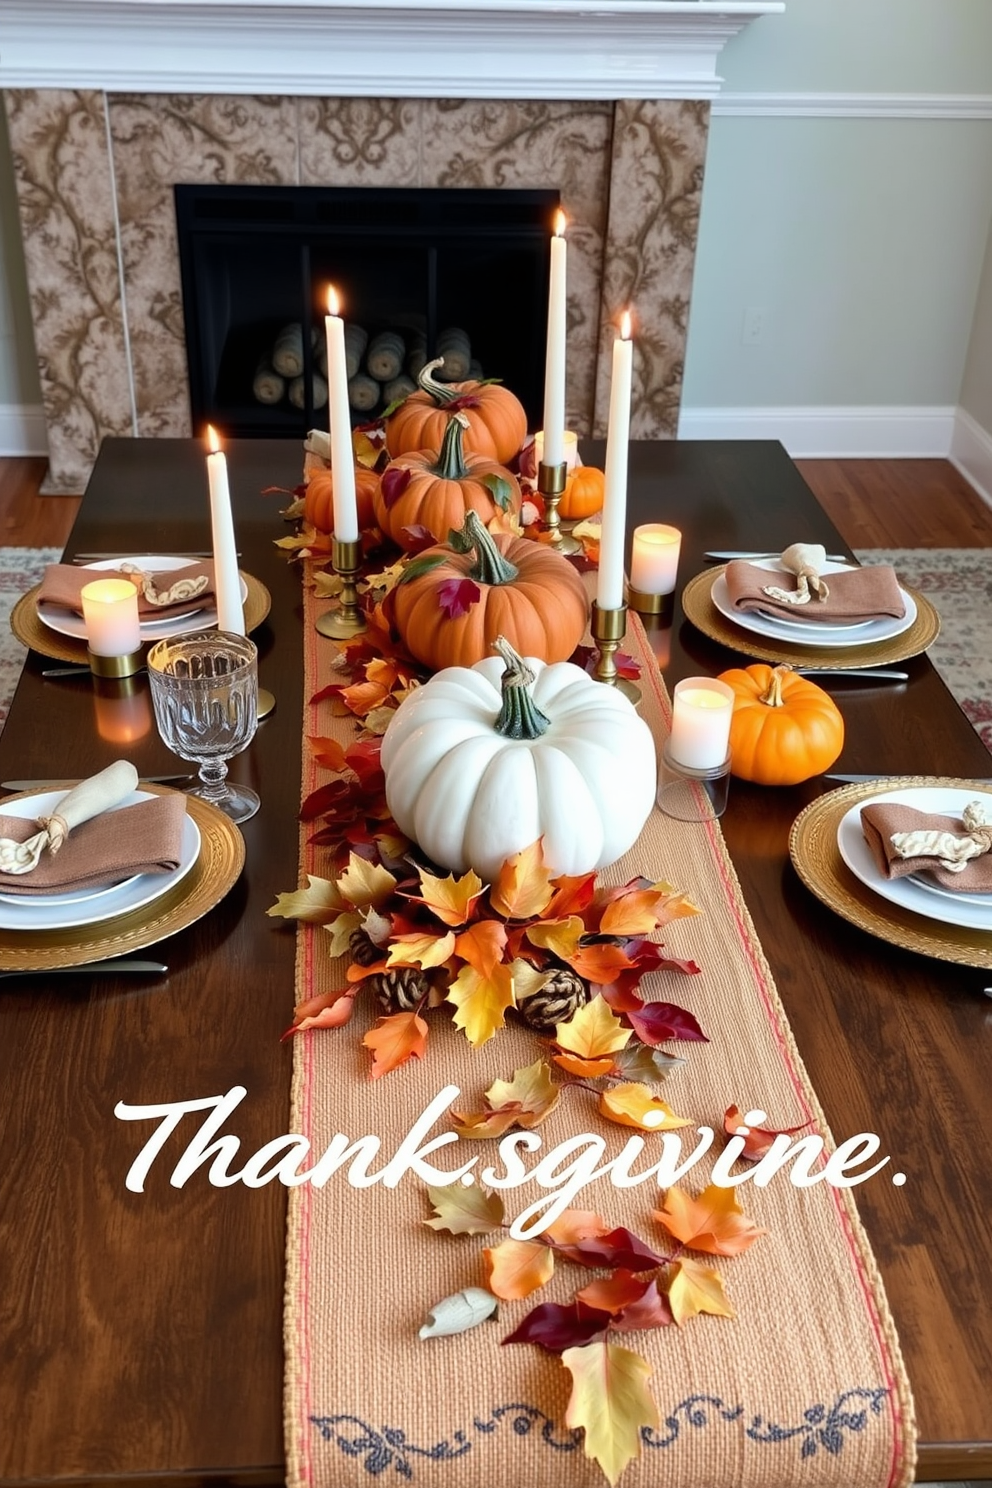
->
380;638;657;880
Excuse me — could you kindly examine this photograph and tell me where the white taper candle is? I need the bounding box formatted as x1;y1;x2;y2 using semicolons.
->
205;425;245;636
596;312;633;612
324;286;359;543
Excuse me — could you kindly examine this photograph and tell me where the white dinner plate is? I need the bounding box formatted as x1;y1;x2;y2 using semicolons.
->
837;786;992;931
711;559;917;649
0;789;200;930
907;873;992;907
0;872;140;908
36;556;249;643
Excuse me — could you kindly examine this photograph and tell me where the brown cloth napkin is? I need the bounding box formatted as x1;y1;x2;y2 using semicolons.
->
38;561;215;618
861;799;992;892
724;559;906;624
0;795;187;895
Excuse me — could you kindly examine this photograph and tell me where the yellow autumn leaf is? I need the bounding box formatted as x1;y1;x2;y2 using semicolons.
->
266;874;346;923
654;1183;767;1257
598;1083;693;1133
446;963;515;1045
482;1237;555;1299
386;930;457;970
413;867;486;927
363;704;399;735
312;569;343;597
666;1257;736;1327
525;915;584;962
555;995;632;1059
451;1108;525;1139
509;959;551;1004
489;840;556;919
352;429;380;467
337;854;398;910
424;1184;504;1235
562;1340;659;1486
485;1059;559;1126
324;909;362;957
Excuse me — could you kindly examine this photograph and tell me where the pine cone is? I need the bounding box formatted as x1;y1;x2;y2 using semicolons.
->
366;965;433;1012
518;967;589;1031
349;926;382;967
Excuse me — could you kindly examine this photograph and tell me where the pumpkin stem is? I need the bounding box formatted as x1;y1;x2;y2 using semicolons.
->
418;356;461;406
492;636;551;740
758;665;792;708
453;509;520;586
432;411;471;480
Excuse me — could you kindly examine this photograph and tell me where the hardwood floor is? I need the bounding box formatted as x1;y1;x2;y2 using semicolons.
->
0;451;990;551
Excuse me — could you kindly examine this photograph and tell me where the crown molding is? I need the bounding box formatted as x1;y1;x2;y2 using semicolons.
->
0;0;784;101
714;91;992;119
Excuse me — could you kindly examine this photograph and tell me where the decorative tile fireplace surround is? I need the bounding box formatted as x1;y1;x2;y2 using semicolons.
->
1;2;781;492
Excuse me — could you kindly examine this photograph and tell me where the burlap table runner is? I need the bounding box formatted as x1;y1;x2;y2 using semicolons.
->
285;573;915;1488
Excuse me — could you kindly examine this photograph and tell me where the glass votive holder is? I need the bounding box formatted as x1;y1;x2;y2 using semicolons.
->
657;739;731;822
628;524;682;618
533;429;580;470
80;577;144;677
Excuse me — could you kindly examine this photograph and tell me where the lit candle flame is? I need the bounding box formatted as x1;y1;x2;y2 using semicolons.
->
327;285;341;317
206;424;221;454
620;310;632;341
554;208;567;238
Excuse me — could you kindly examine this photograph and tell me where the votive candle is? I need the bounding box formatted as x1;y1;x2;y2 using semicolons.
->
669;677;735;770
596;312;633;612
631;524;681;595
541;210;567;467
205;425;246;635
324;285;359;542
81;579;141;657
534;429;579;471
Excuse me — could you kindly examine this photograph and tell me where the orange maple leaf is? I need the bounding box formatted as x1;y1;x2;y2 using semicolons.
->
455;920;508;977
566;942;636;985
543;1209;611;1245
654;1183;767;1257
306;735;349;772
552;1051;619;1079
489;840;555;920
340;678;391;717
482;1237;555;1299
361;1009;428;1078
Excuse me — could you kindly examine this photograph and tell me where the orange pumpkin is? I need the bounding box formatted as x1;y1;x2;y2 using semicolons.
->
374;412;522;552
393;508;589;671
718;664;845;785
384;357;527;465
304;464;379;534
559;464;605;520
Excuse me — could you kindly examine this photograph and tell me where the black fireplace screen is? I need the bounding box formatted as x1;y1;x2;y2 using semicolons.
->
175;184;559;440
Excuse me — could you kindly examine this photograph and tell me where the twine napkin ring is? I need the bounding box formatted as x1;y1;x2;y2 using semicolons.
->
0;760;139;875
119;562;210;609
761;542;830;607
890;799;992;873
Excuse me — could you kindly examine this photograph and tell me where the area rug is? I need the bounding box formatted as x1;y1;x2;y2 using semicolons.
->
855;548;992;754
0;547;63;734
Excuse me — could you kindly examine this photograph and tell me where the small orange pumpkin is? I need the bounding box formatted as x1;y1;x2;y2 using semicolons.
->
304;464;379;534
559;464;605;520
718;664;845;785
384;358;527;465
374;412;521;551
392;508;589;671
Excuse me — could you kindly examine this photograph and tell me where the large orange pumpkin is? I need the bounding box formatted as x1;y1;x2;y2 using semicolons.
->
559;465;605;520
384;357;527;465
374;413;521;551
718;663;845;785
304;464;379;534
392;508;589;671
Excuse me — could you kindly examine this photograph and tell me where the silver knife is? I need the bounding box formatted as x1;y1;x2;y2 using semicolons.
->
793;667;908;681
0;959;168;978
43;666;147;678
70;551;239;562
1;774;192;790
825;773;992;785
704;549;850;564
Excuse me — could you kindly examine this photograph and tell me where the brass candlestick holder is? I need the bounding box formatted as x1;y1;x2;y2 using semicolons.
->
590;601;641;705
538;459;580;555
626;585;675;621
315;537;368;640
87;647;145;679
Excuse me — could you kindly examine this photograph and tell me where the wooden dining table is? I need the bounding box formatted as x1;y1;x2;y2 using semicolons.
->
0;436;989;1486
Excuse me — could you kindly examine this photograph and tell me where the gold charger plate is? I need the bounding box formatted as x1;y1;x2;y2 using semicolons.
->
789;776;992;969
681;565;940;668
0;786;245;970
11;571;272;665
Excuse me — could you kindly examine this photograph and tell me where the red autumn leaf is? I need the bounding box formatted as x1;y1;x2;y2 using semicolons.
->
399;523;437;553
344;737;385;789
723;1104;814;1162
572;645;642;680
436;577;481;619
502;1301;612;1353
623;938;702;977
362;1009;429;1077
553;1226;668;1272
380;465;412;508
612;1278;674;1332
310;681;346;705
626;1001;708;1046
307;735;350;772
598;975;648;1012
545;871;598;921
299;780;354;821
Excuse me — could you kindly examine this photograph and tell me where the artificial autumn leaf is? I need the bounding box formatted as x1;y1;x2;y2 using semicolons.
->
266;874;345;924
484;1059;560;1126
419;1287;498;1339
614;1042;686;1084
437;577;481;619
424;1184;504;1235
612;1278;674;1333
599;888;676;938
450;1107;525;1139
337;854;398;910
381;464;412;507
545;871;598;921
446;962;515;1046
654;1183;767;1257
598;1083;693;1133
562;1340;658;1486
509;958;551;1005
490;840;556;920
306;735;349;772
362;1009;428;1078
502;1301;611;1353
567;942;636;985
543;1210;611;1246
575;1270;649;1315
626;1001;708;1047
554;1227;668;1273
455;920;508;977
299;779;353;821
340;678;390;717
666;1257;735;1328
365;656;403;692
290;996;357;1035
323;908;362;957
525;915;584;962
724;1104;813;1161
410;867;485;927
483;1238;555;1300
555;995;632;1059
552;1051;619;1079
352;428;380;468
386;930;457;970
363;704;400;735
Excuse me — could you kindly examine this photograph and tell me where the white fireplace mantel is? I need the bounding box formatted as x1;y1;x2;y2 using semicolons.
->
0;0;783;101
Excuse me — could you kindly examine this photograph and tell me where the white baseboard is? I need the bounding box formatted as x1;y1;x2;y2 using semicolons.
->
677;404;957;458
950;407;992;507
0;404;48;457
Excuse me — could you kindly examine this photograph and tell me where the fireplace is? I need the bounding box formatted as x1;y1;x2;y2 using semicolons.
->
176;184;558;438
